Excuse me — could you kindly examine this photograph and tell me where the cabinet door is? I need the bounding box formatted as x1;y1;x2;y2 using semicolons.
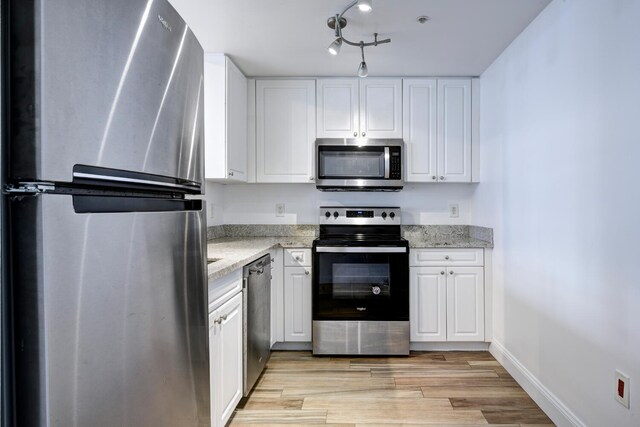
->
256;80;316;183
317;79;359;138
359;79;402;138
226;58;247;181
437;79;472;183
403;79;437;182
446;267;484;341
210;292;243;427
284;266;312;342
410;267;447;342
203;55;247;182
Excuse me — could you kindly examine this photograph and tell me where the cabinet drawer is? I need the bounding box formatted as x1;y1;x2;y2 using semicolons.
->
208;269;243;312
284;248;312;267
410;248;484;267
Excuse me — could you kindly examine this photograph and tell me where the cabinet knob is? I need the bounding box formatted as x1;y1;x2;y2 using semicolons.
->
309;176;314;181
362;132;366;137
439;176;445;180
295;256;302;261
449;271;454;275
445;256;450;260
221;314;228;321
271;258;275;262
440;271;445;275
353;132;358;137
305;270;310;275
213;317;222;325
228;171;234;177
432;176;436;180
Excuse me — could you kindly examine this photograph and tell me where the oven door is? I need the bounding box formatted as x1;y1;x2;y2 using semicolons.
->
313;246;409;321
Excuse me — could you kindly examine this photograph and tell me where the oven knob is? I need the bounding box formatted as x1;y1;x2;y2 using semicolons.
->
381;212;387;219
372;286;381;295
389;212;395;219
333;211;339;218
325;211;331;218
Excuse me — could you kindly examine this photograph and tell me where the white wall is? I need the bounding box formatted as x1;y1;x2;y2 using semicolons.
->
205;183;478;225
204;182;225;225
475;0;640;425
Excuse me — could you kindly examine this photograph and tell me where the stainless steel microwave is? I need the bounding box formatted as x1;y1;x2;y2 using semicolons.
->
315;139;404;191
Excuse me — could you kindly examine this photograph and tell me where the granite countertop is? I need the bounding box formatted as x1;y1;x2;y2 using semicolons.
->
206;224;493;281
207;236;315;281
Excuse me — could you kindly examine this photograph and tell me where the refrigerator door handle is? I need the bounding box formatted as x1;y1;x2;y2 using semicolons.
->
73;172;200;192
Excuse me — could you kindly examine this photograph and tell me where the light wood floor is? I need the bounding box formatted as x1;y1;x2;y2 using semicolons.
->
230;350;554;426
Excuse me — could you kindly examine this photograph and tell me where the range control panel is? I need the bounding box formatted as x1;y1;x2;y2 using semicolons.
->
319;207;401;225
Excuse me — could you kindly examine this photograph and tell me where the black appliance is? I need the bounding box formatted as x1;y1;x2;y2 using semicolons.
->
312;207;410;355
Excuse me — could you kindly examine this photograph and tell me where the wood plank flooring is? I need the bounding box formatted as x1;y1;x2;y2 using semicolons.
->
230;351;554;426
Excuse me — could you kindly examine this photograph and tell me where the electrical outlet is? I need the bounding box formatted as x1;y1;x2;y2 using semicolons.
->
275;203;285;217
207;202;215;221
448;203;459;218
615;370;630;408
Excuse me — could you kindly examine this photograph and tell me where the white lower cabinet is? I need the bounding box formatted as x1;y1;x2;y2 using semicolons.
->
283;264;312;342
410;267;447;341
209;290;243;427
410;250;485;342
283;249;312;342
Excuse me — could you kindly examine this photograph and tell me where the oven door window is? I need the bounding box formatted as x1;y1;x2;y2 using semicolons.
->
318;147;385;179
313;252;409;321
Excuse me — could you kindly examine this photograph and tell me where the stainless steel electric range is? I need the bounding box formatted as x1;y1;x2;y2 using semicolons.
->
312;207;410;356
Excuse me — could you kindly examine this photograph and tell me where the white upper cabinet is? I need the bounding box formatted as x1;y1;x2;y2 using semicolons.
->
316;79;359;138
404;78;474;183
204;54;248;182
316;78;402;139
360;78;403;139
437;79;472;183
403;79;437;182
256;80;316;183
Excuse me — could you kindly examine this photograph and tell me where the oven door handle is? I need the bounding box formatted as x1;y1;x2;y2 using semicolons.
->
315;246;407;253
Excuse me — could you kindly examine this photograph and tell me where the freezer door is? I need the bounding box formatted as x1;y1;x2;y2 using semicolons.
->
9;194;209;426
9;0;204;185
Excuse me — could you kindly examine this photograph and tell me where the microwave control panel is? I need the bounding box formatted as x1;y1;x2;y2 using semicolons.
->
389;147;402;180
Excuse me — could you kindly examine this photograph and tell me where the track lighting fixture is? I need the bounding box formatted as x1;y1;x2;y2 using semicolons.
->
326;0;390;77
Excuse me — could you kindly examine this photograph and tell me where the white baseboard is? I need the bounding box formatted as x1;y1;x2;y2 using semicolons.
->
411;342;490;351
489;340;585;427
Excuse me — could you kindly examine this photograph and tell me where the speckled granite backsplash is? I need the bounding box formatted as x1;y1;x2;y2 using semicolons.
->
208;224;493;247
207;224;318;240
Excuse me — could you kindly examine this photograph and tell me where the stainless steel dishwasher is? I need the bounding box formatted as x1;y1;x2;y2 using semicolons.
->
242;254;271;396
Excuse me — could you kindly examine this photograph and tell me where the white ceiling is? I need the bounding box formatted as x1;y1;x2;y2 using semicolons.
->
168;0;551;77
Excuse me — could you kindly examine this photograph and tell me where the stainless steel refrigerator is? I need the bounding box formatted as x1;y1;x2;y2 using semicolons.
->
2;0;209;425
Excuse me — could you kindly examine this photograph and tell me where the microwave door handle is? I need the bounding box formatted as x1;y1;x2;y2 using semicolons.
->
315;247;406;253
384;147;390;179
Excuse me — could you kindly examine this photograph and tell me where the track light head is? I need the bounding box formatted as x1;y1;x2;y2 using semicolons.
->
357;61;368;78
357;0;372;12
327;38;342;55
